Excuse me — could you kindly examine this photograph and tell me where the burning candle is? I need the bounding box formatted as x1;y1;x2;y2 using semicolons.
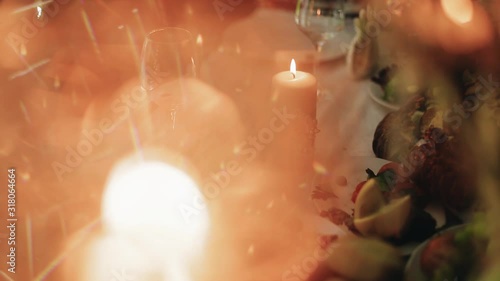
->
269;60;318;174
271;59;317;118
85;155;209;281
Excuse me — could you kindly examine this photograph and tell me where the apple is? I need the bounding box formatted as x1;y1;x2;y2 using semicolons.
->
353;179;412;238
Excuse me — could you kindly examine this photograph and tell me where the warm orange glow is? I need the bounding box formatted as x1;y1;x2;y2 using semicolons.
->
196;34;203;46
290;59;296;77
100;158;209;280
441;0;473;24
406;0;494;53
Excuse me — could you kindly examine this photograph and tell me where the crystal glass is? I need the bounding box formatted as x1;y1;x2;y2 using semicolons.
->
296;0;345;97
140;27;196;131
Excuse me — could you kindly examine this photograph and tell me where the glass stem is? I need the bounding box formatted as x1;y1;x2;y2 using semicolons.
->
315;40;325;54
171;109;176;130
314;40;330;98
314;40;325;74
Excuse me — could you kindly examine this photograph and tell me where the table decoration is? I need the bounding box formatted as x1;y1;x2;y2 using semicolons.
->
295;0;346;96
310;155;459;261
219;8;347;62
346;8;378;80
405;220;489;281
337;1;500;280
270;59;319;172
272;59;317;118
140;27;196;132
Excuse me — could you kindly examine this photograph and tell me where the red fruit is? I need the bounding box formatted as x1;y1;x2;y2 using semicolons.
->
377;162;407;188
420;233;458;278
378;162;406;177
378;162;402;174
351;180;367;203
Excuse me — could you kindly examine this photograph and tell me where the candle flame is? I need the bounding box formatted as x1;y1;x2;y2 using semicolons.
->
441;0;473;24
290;59;296;77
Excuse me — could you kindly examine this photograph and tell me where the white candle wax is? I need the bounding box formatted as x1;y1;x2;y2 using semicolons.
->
268;60;318;174
271;59;317;118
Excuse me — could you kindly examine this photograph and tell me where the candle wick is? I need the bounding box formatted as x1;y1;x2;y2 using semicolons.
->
291;72;296;79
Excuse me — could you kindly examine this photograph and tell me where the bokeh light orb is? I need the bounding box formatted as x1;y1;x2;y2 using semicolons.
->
102;157;210;246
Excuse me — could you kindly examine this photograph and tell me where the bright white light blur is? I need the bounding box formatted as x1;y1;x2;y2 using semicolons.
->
102;160;209;245
91;158;208;281
441;0;473;24
196;34;203;46
290;59;297;77
36;6;42;19
84;235;156;281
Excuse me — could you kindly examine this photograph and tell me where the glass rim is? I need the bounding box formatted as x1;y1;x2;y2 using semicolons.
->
145;27;193;45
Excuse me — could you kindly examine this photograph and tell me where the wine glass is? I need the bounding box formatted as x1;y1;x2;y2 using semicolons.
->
295;0;345;97
140;27;196;132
